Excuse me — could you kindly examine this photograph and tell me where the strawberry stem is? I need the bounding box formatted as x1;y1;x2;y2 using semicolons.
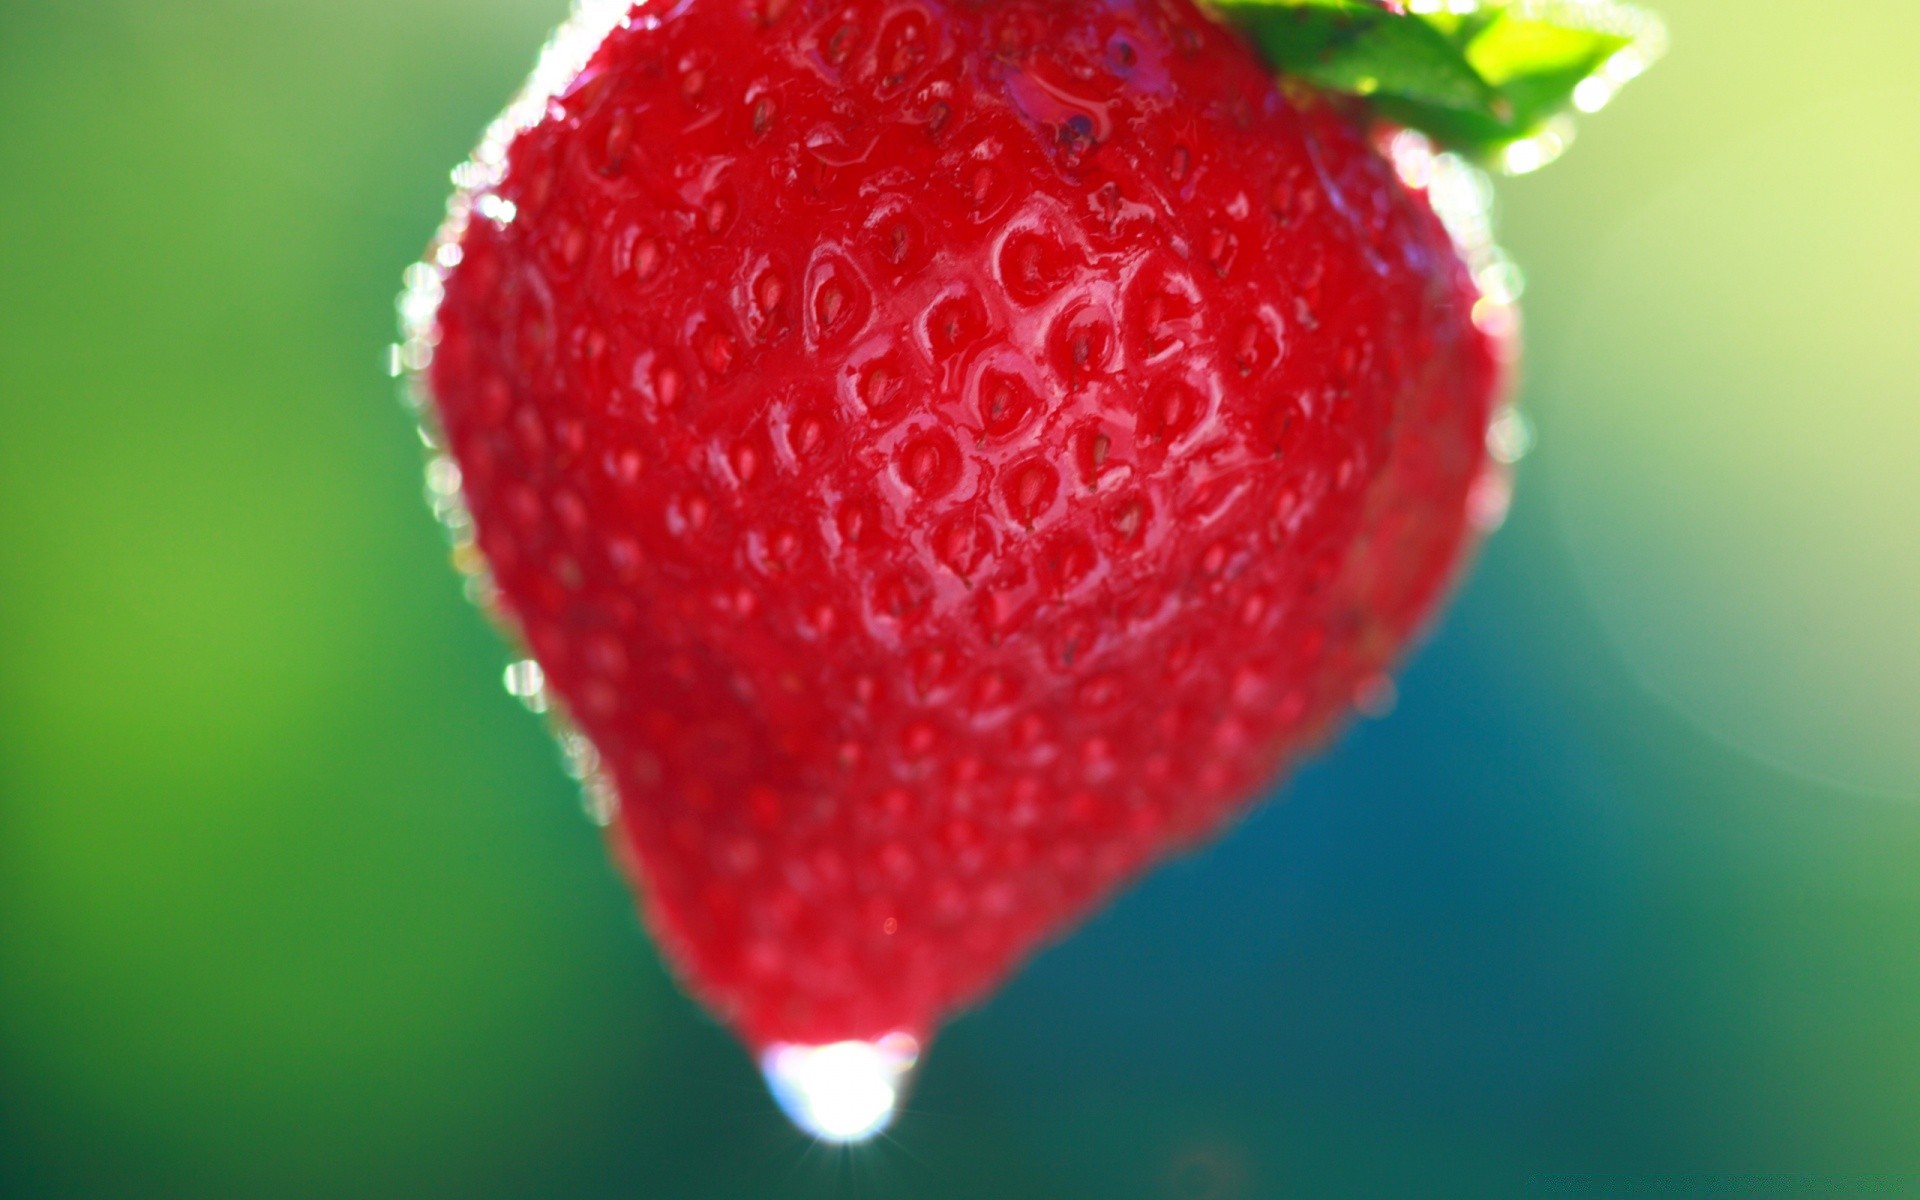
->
1210;0;1666;172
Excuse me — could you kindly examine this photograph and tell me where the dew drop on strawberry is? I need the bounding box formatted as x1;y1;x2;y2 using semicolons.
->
410;0;1509;1133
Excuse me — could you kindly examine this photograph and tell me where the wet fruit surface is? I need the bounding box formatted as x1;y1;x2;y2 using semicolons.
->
423;0;1503;1050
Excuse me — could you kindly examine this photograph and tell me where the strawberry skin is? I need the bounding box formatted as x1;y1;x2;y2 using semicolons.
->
418;0;1504;1052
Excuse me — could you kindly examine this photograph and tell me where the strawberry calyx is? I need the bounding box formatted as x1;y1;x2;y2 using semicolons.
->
1212;0;1666;172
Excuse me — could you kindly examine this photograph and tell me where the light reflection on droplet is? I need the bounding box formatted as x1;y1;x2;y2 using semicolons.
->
761;1033;920;1144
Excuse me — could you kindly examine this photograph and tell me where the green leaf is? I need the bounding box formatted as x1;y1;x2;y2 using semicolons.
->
1213;0;1666;170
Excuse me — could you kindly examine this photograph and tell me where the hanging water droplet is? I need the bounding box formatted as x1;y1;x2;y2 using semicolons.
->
760;1033;920;1143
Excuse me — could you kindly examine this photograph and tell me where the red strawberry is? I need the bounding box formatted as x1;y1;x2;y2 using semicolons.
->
406;0;1507;1138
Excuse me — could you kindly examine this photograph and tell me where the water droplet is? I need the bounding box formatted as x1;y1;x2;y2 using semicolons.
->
1500;122;1571;176
504;659;549;712
470;193;516;228
1486;405;1534;465
761;1034;920;1144
1475;252;1525;305
425;456;463;498
582;776;619;826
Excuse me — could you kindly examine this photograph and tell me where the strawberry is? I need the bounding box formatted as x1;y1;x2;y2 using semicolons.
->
405;0;1527;1140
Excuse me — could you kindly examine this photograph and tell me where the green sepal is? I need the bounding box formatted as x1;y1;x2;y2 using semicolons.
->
1212;0;1666;170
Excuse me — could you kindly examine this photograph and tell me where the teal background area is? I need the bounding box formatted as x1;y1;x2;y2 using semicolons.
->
2;1;1916;1195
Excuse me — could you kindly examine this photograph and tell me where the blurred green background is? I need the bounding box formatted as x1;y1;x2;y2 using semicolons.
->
2;0;1916;1195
